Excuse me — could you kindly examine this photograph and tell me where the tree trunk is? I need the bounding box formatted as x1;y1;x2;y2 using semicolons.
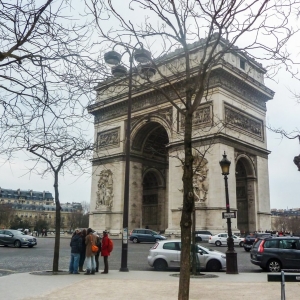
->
178;109;194;300
52;171;61;272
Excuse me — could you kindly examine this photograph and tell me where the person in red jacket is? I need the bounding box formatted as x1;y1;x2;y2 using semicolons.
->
101;230;110;274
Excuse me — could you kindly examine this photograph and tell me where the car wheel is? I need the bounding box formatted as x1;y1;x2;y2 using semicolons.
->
153;259;167;271
267;259;281;272
239;241;244;247
215;241;222;247
195;237;202;243
206;259;221;272
14;240;21;248
244;248;250;252
132;237;139;243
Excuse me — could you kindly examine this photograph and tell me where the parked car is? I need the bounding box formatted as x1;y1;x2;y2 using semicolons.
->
0;229;37;248
208;233;244;247
147;239;226;272
243;233;271;252
250;236;300;272
129;228;167;243
195;230;212;242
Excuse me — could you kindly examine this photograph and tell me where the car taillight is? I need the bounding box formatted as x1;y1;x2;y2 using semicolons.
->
258;240;265;253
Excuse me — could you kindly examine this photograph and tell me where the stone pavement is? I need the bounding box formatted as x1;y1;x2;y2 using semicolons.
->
1;270;300;300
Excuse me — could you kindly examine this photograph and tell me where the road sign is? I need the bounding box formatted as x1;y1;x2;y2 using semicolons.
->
222;212;236;219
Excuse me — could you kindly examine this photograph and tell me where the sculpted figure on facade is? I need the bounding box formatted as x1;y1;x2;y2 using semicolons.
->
193;155;209;202
96;169;113;209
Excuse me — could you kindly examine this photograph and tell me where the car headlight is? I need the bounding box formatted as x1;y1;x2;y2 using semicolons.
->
221;255;226;259
21;238;28;241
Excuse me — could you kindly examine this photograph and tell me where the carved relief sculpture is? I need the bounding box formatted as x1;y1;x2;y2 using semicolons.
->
97;128;120;149
181;105;212;129
225;105;263;140
96;169;114;209
178;154;209;202
192;154;209;202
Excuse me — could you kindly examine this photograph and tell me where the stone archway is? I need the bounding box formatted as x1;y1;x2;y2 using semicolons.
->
131;121;169;232
235;155;257;234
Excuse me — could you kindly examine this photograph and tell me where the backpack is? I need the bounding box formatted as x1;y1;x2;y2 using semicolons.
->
108;238;114;252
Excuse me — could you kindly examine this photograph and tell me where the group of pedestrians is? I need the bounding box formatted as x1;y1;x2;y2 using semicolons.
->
69;227;110;275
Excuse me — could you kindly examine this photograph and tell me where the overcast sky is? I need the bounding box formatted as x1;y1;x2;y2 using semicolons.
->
1;1;299;210
1;77;299;210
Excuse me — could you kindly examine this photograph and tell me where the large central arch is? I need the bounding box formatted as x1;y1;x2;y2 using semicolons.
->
131;121;169;232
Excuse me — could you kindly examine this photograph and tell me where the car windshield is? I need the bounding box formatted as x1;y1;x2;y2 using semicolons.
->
198;245;215;252
11;230;24;235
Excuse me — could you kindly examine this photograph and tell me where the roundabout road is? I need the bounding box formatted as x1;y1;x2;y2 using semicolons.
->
0;237;260;276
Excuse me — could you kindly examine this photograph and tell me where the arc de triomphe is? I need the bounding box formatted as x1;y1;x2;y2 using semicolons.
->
88;41;273;236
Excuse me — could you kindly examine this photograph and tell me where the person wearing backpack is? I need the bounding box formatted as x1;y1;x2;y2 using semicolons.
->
100;230;111;274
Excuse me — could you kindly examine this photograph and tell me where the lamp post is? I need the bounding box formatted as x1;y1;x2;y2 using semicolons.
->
104;46;156;272
294;154;300;171
219;151;238;274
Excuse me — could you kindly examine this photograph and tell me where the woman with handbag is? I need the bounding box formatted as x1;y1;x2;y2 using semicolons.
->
84;228;97;275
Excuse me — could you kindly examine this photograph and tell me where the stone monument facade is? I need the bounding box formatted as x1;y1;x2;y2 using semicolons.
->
88;41;273;236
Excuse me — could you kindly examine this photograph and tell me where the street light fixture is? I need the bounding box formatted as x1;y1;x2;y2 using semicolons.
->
104;46;156;272
294;154;300;171
219;151;238;274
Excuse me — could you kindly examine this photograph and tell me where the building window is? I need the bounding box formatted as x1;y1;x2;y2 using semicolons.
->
240;59;246;70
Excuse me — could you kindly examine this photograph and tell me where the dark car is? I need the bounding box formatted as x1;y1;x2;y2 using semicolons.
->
129;228;167;243
195;230;213;242
0;229;37;248
243;233;271;252
250;236;300;272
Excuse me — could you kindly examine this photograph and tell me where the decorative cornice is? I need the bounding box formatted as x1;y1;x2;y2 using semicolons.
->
89;66;272;122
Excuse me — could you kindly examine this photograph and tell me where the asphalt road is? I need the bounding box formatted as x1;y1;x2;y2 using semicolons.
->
0;236;261;277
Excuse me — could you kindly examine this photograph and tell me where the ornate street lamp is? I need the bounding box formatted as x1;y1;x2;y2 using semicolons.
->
104;46;156;272
294;154;300;171
219;151;238;274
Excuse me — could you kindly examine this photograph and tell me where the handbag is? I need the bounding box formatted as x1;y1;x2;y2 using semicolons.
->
90;235;99;253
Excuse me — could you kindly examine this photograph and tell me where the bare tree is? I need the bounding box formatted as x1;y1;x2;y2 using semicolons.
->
86;1;299;298
17;126;94;272
0;0;99;159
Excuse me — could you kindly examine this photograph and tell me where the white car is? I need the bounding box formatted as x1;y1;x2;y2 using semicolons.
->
208;233;244;247
147;239;226;272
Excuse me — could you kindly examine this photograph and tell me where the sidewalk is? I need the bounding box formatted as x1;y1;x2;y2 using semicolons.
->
1;270;299;299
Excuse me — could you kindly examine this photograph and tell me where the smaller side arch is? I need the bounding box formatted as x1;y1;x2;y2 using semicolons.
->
235;154;256;179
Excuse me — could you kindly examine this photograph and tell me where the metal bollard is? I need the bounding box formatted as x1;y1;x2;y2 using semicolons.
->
281;271;285;300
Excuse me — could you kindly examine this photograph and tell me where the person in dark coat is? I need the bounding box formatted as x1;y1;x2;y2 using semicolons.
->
100;230;110;274
69;229;82;274
94;232;102;272
79;229;87;272
84;228;97;275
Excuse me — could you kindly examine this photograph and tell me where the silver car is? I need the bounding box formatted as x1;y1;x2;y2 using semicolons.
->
0;229;37;248
147;239;226;271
